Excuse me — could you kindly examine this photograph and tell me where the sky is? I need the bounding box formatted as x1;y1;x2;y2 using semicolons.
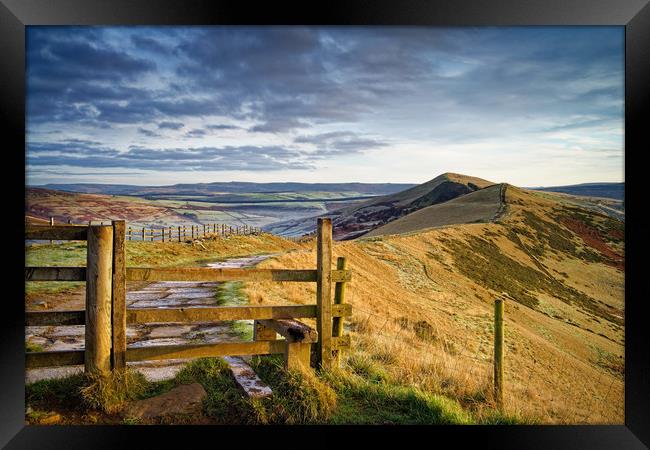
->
26;26;624;187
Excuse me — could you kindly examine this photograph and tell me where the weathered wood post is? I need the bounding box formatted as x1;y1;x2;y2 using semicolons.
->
141;227;145;241
85;225;114;376
49;217;54;245
191;225;195;239
316;218;333;369
253;321;277;341
332;256;347;367
150;228;154;241
111;220;126;370
127;227;132;241
162;227;165;242
494;298;505;410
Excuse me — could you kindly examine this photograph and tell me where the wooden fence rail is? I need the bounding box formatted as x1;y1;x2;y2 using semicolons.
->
24;218;350;375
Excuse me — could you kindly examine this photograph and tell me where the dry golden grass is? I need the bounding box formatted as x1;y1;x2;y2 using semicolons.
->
243;186;624;424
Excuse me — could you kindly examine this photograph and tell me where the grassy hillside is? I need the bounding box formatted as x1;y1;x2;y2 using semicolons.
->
25;185;624;423
245;186;624;423
365;183;504;237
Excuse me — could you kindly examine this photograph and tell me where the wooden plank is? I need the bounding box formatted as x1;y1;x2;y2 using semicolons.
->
316;217;333;369
223;356;273;398
126;340;287;362
258;319;318;343
111;220;127;370
26;350;85;368
25;267;86;281
125;267;350;283
26;310;85;326
126;304;351;324
85;225;113;376
25;225;88;241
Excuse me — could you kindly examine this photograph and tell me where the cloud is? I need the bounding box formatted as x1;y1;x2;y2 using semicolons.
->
158;121;185;130
25;26;624;185
138;127;161;137
184;128;207;138
294;131;389;155
206;124;240;130
27;141;314;171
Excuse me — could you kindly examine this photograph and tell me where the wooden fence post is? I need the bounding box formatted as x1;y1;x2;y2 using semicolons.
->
150;228;154;242
85;225;113;376
494;298;505;410
316;218;333;369
141;227;145;241
332;256;347;367
111;221;126;370
162;227;165;242
49;217;54;245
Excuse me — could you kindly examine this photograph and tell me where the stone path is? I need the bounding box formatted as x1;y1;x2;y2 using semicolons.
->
26;254;275;383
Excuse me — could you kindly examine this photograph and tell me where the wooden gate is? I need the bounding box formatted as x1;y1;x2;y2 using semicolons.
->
25;218;351;374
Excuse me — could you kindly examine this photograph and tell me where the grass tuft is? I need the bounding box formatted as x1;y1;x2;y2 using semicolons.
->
79;369;148;414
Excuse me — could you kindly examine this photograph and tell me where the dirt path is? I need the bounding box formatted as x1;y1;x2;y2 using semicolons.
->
26;254;276;383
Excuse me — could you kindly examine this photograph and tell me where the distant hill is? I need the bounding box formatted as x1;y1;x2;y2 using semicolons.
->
26;187;192;226
530;182;624;201
36;181;416;197
265;172;496;239
364;183;505;238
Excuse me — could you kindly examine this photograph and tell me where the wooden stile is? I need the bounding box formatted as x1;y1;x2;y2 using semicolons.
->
85;225;113;376
316;218;333;369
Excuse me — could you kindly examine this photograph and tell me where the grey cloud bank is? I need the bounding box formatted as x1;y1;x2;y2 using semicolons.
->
26;26;623;186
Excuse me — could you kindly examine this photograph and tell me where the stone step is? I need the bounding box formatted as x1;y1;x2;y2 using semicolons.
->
223;356;272;399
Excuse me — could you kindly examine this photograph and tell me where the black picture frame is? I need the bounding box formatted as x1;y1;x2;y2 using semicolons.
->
1;0;648;448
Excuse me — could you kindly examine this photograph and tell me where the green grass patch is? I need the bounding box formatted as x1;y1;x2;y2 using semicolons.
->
26;373;87;412
26;341;45;353
214;281;253;340
25;242;87;267
250;355;337;424
25;281;85;297
322;367;473;425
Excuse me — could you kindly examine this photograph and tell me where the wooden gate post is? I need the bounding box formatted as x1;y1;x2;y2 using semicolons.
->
494;298;505;409
316;218;333;369
332;256;347;367
85;225;114;376
111;221;126;370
